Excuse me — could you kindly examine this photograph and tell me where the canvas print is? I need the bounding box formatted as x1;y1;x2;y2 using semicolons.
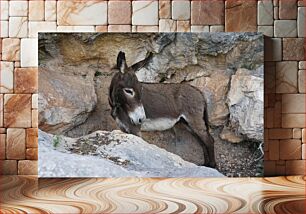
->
38;33;264;177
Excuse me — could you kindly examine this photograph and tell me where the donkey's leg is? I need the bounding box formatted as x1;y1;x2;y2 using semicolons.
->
185;117;216;168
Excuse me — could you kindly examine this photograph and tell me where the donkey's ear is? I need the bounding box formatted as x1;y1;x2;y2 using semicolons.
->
131;52;153;72
117;51;127;73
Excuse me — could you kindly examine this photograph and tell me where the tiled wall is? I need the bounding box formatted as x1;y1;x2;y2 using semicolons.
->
0;0;305;176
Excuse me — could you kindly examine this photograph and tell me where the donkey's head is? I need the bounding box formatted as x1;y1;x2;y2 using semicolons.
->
109;51;147;132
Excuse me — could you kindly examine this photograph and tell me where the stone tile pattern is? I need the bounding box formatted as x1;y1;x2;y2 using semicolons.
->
0;0;305;176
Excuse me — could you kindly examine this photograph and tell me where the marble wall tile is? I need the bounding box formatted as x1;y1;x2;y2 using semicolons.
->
282;114;305;128
269;128;293;139
0;95;3;128
282;38;305;61
258;26;274;37
274;20;297;37
57;1;107;26
192;0;224;25
136;26;159;32
210;25;225;32
159;19;176;32
191;25;209;32
9;1;28;17
293;128;302;139
258;0;274;25
20;38;38;67
172;1;190;20
0;134;5;159
9;17;28;38
29;1;45;21
26;128;38;148
159;1;171;19
0;21;9;37
57;26;95;32
276;61;298;93
279;0;297;19
297;7;305;37
0;61;14;93
108;25;131;32
32;94;38;109
177;21;190;32
6;128;26;160
108;1;131;24
18;160;37;175
132;1;158;25
2;38;20;61
28;21;57;38
225;0;256;32
45;1;57;21
279;139;302;160
4;94;32;128
0;160;17;175
0;1;9;21
298;70;305;93
282;94;305;113
14;68;38;93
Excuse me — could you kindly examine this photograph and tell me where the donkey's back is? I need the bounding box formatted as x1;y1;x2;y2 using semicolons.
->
141;83;206;131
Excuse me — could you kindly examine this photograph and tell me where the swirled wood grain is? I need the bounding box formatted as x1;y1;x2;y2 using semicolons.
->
0;176;305;213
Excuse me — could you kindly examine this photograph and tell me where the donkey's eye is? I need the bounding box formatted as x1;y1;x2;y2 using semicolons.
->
123;88;134;97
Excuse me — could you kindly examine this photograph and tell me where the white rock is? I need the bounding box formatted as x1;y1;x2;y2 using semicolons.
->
21;39;38;67
9;0;28;16
38;130;224;177
227;67;264;141
298;7;305;37
0;1;9;20
172;1;190;20
29;22;57;38
258;0;273;25
9;17;28;38
0;62;14;93
0;21;8;37
57;1;107;25
132;1;158;25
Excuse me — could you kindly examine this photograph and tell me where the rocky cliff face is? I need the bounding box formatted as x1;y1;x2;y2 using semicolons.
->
38;33;264;175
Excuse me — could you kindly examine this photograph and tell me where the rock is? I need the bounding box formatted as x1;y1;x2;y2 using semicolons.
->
38;129;224;177
220;127;243;143
227;67;264;141
190;72;230;126
39;64;97;134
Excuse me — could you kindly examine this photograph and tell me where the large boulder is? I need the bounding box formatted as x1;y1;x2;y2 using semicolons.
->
39;64;97;134
226;67;264;141
38;130;224;177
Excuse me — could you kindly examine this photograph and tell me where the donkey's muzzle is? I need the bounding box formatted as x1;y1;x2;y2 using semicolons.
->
128;105;146;125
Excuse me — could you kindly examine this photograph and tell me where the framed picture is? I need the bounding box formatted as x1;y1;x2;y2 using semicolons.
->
38;33;264;177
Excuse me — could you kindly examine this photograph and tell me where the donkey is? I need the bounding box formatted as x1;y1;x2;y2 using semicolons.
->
109;51;216;168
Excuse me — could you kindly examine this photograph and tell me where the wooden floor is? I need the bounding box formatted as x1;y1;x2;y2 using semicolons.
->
0;176;305;214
